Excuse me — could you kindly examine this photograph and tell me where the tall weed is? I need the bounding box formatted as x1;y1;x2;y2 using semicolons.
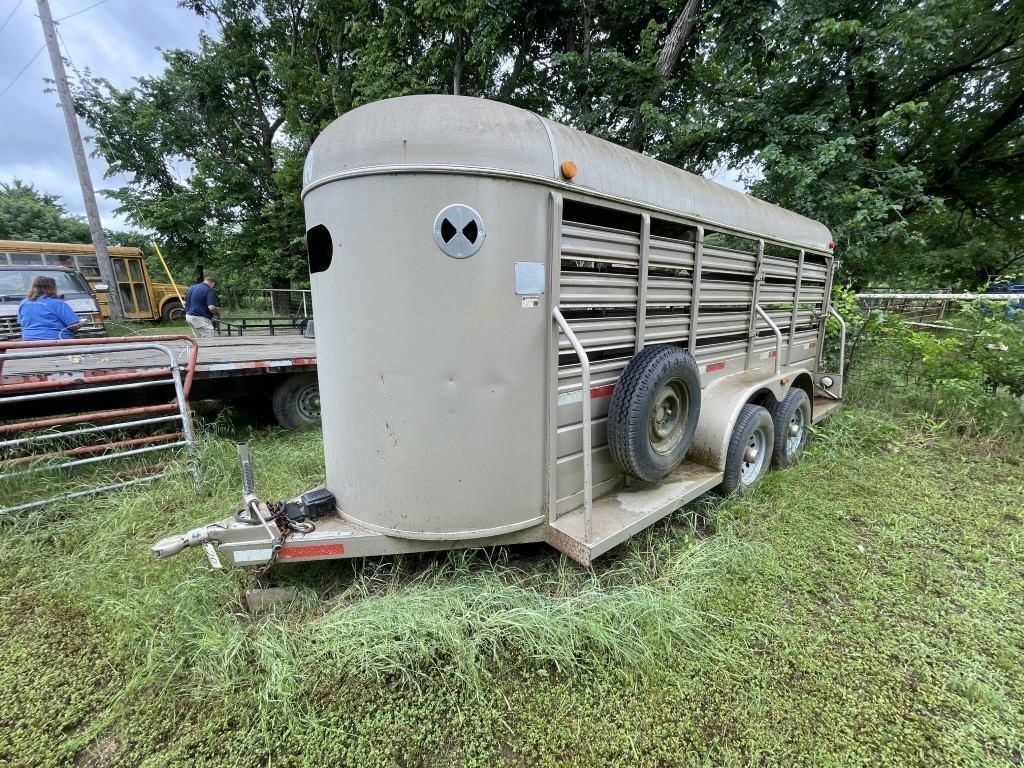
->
844;299;1024;436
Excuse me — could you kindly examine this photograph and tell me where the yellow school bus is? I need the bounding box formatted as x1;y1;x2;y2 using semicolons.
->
0;240;185;322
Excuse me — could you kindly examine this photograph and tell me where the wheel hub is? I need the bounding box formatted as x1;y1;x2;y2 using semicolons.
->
786;407;805;454
296;385;321;421
740;427;767;485
649;381;688;455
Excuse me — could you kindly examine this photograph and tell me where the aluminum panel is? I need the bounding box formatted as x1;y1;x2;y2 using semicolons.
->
304;175;549;539
696;280;755;306
556;445;619;504
557;416;609;458
556;316;636;353
557;357;629;395
648;236;695;269
642;315;690;344
801;261;828;281
645;276;693;306
762;254;800;280
760;283;798;302
701;246;757;275
561;222;641;265
559;273;639;307
305;96;835;253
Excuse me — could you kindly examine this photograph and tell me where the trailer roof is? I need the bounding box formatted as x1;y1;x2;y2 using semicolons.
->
303;95;834;254
0;240;143;257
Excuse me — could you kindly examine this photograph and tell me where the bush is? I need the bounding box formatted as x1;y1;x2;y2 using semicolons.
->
845;299;1024;435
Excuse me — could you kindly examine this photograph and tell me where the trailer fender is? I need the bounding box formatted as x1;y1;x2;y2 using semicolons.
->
688;367;813;471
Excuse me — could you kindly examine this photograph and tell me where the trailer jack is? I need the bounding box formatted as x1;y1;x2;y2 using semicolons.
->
151;443;289;565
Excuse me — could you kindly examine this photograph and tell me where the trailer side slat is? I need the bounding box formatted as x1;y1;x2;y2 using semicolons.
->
555;201;831;511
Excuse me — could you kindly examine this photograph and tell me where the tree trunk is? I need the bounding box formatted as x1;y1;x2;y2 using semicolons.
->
628;0;702;150
453;31;464;96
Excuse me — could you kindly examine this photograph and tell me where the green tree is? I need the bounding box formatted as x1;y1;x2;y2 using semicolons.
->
75;0;315;288
713;0;1024;287
74;0;1024;291
0;180;91;243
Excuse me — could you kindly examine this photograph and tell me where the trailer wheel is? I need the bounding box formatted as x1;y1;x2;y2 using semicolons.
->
770;388;811;468
721;404;774;494
161;299;185;323
607;345;701;483
272;373;321;428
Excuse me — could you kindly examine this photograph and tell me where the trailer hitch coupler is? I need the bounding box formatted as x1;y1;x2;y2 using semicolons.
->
151;527;211;559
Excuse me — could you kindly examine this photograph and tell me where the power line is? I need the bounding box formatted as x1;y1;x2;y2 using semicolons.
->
54;23;81;78
0;42;46;99
57;0;112;22
0;0;115;100
0;0;26;34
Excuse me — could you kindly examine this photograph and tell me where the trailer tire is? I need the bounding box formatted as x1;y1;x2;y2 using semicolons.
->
721;404;774;494
770;388;811;468
272;373;321;428
607;345;701;483
160;299;185;323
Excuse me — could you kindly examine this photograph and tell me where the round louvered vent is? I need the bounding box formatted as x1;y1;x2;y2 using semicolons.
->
433;204;485;259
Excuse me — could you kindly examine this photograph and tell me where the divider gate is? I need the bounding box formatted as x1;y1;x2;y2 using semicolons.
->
0;336;198;514
549;195;833;528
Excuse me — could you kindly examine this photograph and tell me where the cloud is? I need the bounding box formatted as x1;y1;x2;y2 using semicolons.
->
0;0;213;232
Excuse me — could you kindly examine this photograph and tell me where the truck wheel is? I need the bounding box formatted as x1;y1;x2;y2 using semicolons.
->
770;388;811;468
272;373;321;428
722;404;774;494
607;345;701;483
161;300;185;323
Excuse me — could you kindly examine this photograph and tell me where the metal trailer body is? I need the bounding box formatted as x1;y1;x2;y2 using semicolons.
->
153;95;844;569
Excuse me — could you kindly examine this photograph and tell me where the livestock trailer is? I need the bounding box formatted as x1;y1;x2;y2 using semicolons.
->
153;95;845;570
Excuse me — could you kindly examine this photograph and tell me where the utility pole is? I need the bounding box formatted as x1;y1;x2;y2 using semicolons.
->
35;0;125;320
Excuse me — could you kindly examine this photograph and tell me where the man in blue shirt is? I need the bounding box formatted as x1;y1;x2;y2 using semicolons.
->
184;275;220;338
18;275;83;341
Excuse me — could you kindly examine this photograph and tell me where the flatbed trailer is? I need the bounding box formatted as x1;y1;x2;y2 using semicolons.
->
0;335;319;426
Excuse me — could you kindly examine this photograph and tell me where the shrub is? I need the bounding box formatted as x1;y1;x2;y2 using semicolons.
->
844;298;1024;435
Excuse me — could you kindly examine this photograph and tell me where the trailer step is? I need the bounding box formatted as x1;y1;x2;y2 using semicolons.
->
546;461;723;566
812;397;843;424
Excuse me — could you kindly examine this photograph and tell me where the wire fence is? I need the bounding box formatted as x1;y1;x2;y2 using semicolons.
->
843;295;1024;432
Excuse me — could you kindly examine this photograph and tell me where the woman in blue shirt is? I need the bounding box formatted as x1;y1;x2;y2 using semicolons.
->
18;275;83;341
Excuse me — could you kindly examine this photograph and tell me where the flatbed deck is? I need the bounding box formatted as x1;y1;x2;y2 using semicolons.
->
0;335;318;418
1;335;316;377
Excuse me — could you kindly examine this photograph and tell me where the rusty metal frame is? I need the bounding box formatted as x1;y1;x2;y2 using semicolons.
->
0;339;196;515
0;335;199;397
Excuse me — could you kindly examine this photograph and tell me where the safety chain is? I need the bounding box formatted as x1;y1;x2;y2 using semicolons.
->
249;501;315;578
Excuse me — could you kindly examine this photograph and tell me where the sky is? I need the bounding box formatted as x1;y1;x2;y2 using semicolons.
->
0;0;747;236
0;0;213;231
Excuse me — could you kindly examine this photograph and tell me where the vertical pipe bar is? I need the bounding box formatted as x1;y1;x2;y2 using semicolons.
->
545;193;564;525
688;226;704;356
635;213;650;353
554;308;592;541
756;305;783;376
746;239;765;369
817;253;837;369
828;306;847;378
787;249;805;365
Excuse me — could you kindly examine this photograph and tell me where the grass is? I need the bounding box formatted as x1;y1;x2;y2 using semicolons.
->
0;406;1022;767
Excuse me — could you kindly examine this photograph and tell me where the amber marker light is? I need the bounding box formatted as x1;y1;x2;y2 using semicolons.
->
560;160;578;179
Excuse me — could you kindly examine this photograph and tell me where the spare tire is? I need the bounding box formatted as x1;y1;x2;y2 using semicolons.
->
607;345;701;483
